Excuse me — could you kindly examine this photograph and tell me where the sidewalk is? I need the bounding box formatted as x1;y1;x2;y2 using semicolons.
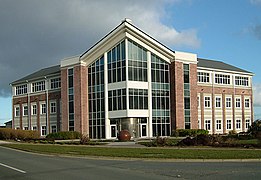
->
0;140;12;144
105;141;145;148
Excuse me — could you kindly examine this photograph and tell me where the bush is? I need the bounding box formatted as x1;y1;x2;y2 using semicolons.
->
80;134;90;145
248;120;261;138
46;131;81;140
172;129;209;137
0;128;40;140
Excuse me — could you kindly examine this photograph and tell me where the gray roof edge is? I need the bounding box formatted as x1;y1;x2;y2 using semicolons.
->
11;65;60;85
197;58;254;75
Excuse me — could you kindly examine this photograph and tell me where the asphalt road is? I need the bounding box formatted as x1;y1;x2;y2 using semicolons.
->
0;146;260;180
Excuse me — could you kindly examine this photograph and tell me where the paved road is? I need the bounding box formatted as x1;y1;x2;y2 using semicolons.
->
0;146;260;180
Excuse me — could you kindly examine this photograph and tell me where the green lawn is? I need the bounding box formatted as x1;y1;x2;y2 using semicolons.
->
1;143;261;159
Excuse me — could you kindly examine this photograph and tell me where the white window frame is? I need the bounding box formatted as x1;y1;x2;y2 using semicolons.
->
15;106;20;117
215;97;221;108
32;126;37;131
235;98;241;108
197;72;210;83
245;119;250;129
23;126;28;130
41;103;46;114
236;119;241;129
215;74;230;85
15;84;28;95
216;120;222;130
32;81;45;93
50;102;56;114
51;125;57;133
235;76;249;86
226;119;232;130
204;96;211;108
226;97;231;108
32;104;37;115
23;105;28;116
50;77;61;89
245;99;250;108
205;120;211;131
41;126;47;136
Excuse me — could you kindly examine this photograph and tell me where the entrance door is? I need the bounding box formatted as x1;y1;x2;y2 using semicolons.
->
111;125;117;138
140;124;147;137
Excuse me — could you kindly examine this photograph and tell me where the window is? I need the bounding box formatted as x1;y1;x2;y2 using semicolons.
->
216;120;222;130
245;119;250;129
23;127;28;130
23;106;28;116
226;97;231;108
215;97;221;108
129;88;148;110
15;106;20;117
215;74;230;84
41;126;47;136
32;105;37;115
33;126;37;131
236;119;241;129
32;81;45;92
197;72;210;83
236;98;241;108
204;97;211;108
50;102;56;113
235;76;249;86
108;89;127;111
245;99;250;108
226;119;232;130
68;68;74;131
51;125;57;133
41;103;46;114
51;78;61;89
205;120;211;130
128;39;147;82
15;84;27;95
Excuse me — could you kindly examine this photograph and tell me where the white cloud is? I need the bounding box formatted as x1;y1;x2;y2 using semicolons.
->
253;83;261;106
250;0;261;5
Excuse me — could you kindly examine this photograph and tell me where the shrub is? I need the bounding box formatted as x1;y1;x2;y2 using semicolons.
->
46;131;81;140
248;120;261;138
172;129;209;137
0;128;40;140
80;134;90;145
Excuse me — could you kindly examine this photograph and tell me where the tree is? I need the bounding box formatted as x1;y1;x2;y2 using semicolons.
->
248;120;261;138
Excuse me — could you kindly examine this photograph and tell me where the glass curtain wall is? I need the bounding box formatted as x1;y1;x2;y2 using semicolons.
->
68;68;74;131
183;64;191;129
88;56;105;139
151;54;170;136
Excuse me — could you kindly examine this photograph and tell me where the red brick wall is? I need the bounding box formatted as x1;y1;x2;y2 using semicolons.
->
74;65;88;135
61;68;68;131
190;63;198;129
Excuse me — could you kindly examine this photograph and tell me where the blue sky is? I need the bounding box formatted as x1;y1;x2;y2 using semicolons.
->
0;0;261;125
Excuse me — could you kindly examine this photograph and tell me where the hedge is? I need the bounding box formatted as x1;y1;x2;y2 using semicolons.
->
0;128;40;140
172;129;209;137
46;131;81;140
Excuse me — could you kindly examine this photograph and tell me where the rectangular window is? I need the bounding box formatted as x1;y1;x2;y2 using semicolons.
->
50;102;56;113
236;119;241;129
15;107;20;117
236;98;241;108
41;103;46;114
51;125;57;133
216;120;222;130
215;74;230;84
129;88;148;110
32;81;45;92
245;119;250;129
41;126;47;136
23;126;28;130
226;119;232;130
197;72;210;83
32;105;37;115
235;76;249;86
204;97;211;108
205;120;211;130
215;97;221;108
23;106;28;116
226;97;231;108
51;78;61;89
245;99;250;108
33;126;37;131
15;84;28;95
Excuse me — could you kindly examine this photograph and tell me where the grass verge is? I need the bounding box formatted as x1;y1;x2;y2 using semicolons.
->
1;143;261;159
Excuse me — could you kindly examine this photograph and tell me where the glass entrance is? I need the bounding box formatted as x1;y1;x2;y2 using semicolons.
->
110;125;117;138
140;124;147;137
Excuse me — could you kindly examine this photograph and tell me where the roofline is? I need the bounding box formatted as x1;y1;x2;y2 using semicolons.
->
80;19;175;61
197;66;254;76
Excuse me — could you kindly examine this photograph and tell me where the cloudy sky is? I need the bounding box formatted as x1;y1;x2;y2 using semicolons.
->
1;0;261;124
